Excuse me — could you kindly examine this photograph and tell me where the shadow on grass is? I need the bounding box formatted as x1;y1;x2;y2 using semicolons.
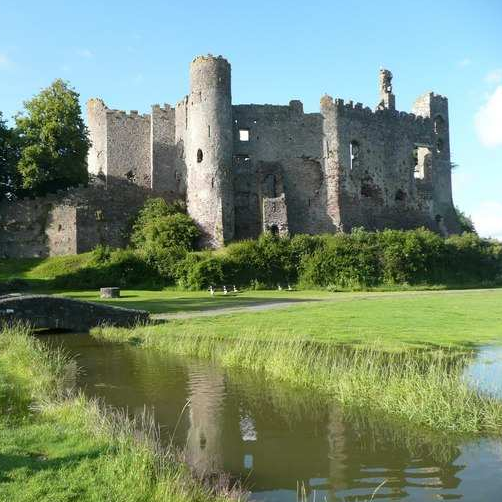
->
98;296;315;314
0;447;105;483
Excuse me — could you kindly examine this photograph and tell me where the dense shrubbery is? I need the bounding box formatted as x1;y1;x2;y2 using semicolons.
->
168;229;502;291
10;196;498;291
52;247;160;289
48;227;502;291
130;198;199;283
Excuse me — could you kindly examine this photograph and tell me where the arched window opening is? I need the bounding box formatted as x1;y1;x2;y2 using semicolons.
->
349;140;361;171
349;140;360;170
434;115;445;135
196;149;203;163
269;224;279;236
395;189;406;201
436;138;444;154
413;145;432;180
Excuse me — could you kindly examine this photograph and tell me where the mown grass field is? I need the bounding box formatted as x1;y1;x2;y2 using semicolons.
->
86;288;502;348
0;254;95;283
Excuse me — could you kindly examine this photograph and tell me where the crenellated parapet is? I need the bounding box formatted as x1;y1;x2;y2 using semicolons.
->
15;56;458;259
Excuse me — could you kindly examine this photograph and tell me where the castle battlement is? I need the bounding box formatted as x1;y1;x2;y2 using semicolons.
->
0;56;460;259
106;109;150;120
82;56;458;248
324;95;432;127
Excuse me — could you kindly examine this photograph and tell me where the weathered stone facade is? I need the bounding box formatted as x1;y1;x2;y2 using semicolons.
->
0;55;460;257
0;181;158;258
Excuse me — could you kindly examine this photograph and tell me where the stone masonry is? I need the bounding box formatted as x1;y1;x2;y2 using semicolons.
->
0;55;460;257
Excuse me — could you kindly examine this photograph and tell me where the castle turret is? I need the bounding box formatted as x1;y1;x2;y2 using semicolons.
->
412;92;460;234
378;69;395;110
186;55;234;247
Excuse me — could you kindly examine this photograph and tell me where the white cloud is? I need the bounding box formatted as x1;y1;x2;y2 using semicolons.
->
458;58;472;68
485;69;502;85
472;201;502;240
475;86;502;147
77;49;93;58
0;52;11;68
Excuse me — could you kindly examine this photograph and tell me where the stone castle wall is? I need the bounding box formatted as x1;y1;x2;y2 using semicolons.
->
106;110;152;188
0;55;460;258
231;102;332;239
0;182;156;258
322;98;439;232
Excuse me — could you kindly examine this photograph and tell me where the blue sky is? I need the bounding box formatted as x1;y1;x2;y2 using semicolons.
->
1;0;501;237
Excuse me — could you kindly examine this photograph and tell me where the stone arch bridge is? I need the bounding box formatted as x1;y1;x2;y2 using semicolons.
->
0;294;149;331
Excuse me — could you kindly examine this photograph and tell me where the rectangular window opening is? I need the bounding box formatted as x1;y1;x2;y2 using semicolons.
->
239;129;250;142
234;154;250;163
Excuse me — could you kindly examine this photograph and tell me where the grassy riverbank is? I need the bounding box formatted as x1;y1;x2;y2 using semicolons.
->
93;287;502;434
95;325;502;434
0;325;239;502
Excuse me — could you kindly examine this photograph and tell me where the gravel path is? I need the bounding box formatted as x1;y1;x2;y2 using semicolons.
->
151;300;319;320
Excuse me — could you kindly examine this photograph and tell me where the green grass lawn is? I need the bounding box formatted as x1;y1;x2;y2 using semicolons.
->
95;288;502;349
0;254;95;287
2;253;502;348
60;288;329;313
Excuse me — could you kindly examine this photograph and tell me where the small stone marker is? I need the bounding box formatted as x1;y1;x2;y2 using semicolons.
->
100;287;120;299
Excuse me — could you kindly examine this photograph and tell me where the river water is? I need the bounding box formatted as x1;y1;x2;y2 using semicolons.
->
45;333;502;502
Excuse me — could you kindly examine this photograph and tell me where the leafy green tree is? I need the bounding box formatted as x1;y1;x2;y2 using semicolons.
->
130;198;188;248
455;206;476;234
0;112;21;199
138;212;200;253
130;198;199;281
15;79;90;195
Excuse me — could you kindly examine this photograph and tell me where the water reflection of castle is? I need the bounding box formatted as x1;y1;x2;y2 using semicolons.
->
183;364;464;500
63;337;470;501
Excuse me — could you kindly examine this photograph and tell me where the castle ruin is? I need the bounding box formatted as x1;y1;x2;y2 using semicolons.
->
0;55;460;257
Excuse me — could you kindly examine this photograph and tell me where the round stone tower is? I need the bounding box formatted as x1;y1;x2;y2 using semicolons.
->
186;55;234;247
